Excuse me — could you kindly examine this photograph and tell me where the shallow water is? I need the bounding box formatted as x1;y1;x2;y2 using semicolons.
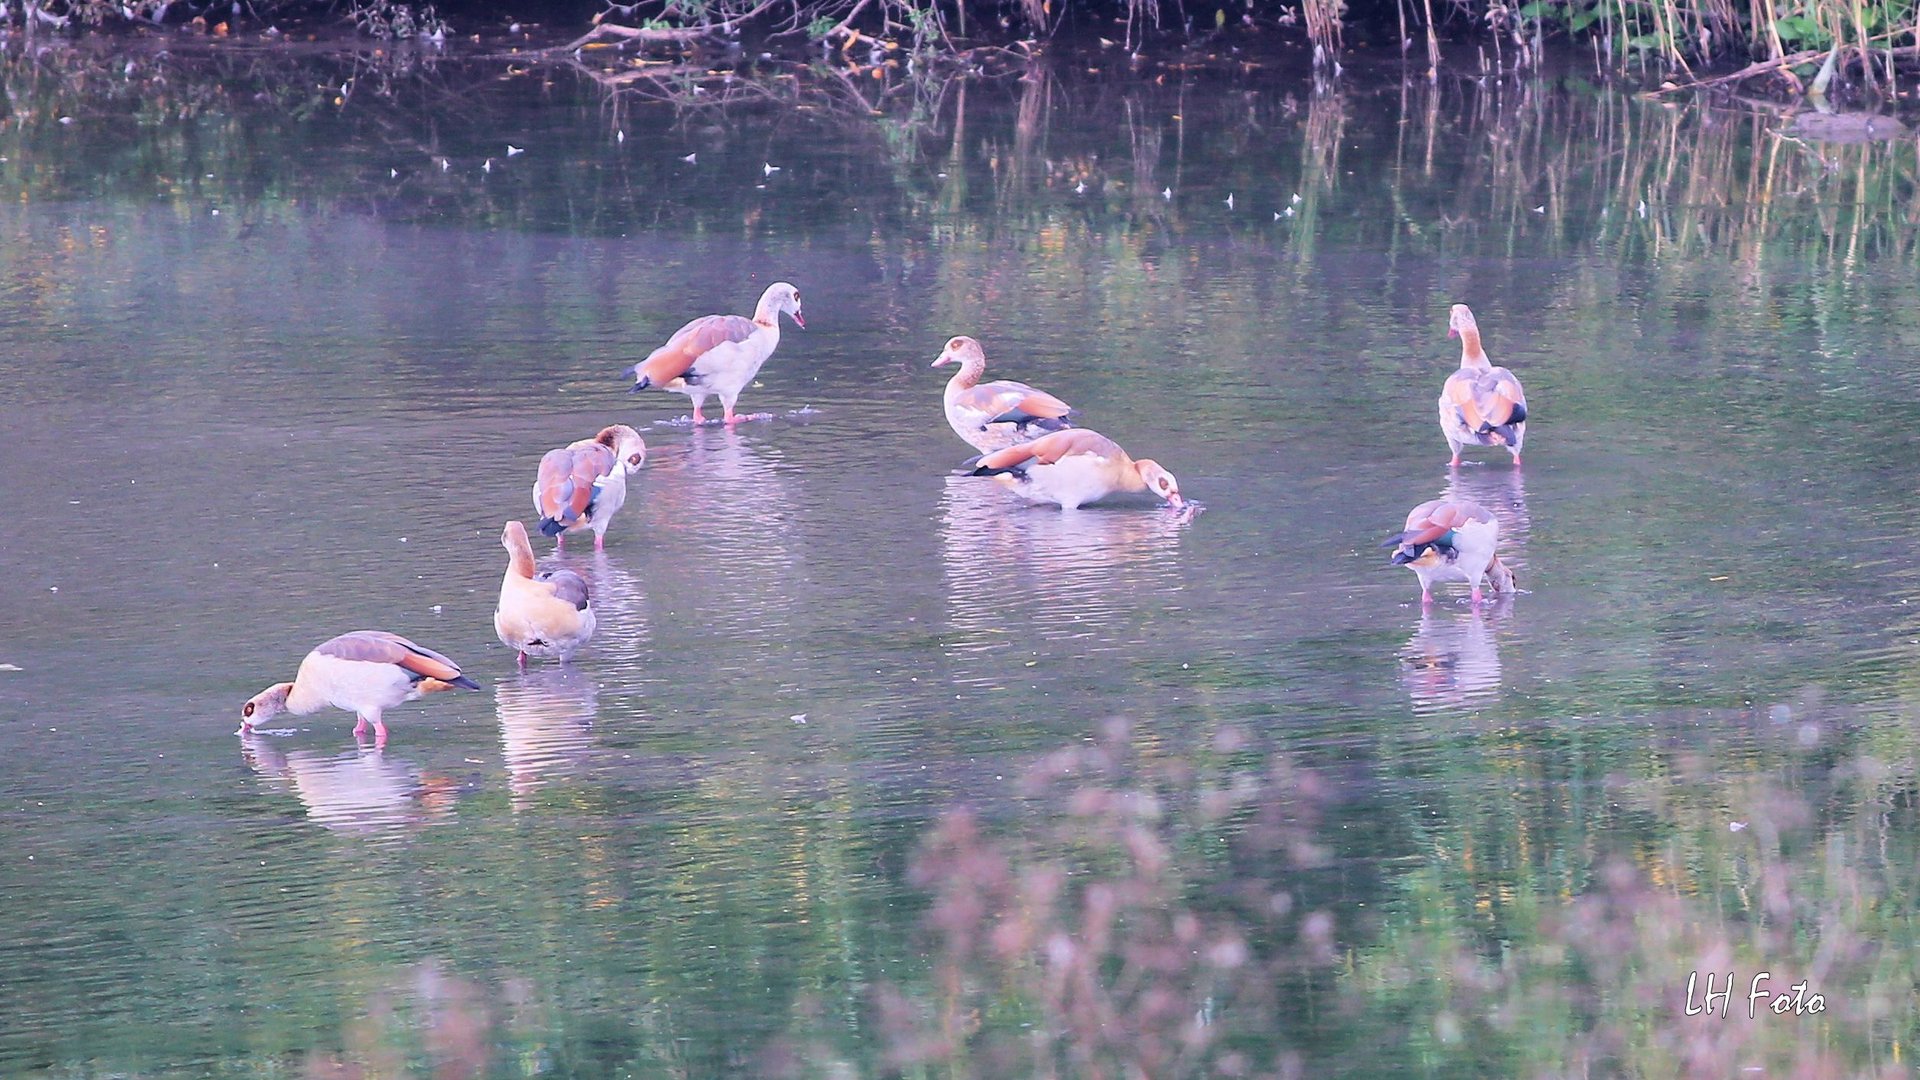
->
4;40;1920;1076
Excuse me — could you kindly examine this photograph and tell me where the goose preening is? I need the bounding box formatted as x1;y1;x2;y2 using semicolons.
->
494;520;596;667
1382;499;1516;605
1439;304;1528;467
628;282;805;425
963;428;1184;511
932;335;1076;452
533;424;647;550
240;631;480;748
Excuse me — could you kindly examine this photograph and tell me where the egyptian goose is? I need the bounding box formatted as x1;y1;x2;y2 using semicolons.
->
240;631;480;747
931;336;1075;452
1381;499;1516;605
964;428;1184;510
628;282;805;425
1438;304;1528;467
494;520;596;666
533;424;646;550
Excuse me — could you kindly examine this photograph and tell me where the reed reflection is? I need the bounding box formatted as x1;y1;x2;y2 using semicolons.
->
240;735;456;834
938;476;1188;661
1399;605;1508;714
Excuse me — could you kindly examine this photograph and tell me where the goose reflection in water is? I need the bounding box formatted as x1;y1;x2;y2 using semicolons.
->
639;426;801;640
938;475;1190;659
240;734;456;834
1399;604;1509;714
534;548;652;697
494;667;598;808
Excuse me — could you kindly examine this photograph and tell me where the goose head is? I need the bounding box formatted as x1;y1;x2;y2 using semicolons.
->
1135;460;1184;509
932;335;986;371
594;425;647;473
760;281;805;329
241;682;294;729
1447;304;1478;340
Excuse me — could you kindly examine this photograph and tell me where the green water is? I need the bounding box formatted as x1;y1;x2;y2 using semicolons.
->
3;39;1919;1077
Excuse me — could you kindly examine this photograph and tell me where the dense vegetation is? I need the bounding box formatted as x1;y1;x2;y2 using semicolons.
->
9;0;1920;99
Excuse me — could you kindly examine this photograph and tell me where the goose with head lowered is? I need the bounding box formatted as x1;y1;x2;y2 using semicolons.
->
1382;499;1516;606
240;631;480;748
962;428;1184;511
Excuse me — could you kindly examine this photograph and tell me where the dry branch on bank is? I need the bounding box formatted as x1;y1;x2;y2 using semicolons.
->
1646;41;1920;97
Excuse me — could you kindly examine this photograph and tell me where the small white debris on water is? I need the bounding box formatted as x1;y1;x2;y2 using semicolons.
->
791;714;807;723
507;145;524;156
763;162;780;175
431;605;443;613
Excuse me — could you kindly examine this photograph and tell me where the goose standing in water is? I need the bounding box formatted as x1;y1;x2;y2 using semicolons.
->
1438;304;1528;467
931;335;1075;452
1382;499;1516;606
964;429;1184;511
533;424;646;550
240;631;480;748
494;520;596;666
628;282;805;425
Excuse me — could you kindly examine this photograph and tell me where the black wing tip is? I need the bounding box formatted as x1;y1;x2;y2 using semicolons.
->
452;675;482;691
986;409;1071;433
537;518;566;537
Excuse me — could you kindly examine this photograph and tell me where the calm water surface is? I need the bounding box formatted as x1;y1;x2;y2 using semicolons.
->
3;41;1920;1077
